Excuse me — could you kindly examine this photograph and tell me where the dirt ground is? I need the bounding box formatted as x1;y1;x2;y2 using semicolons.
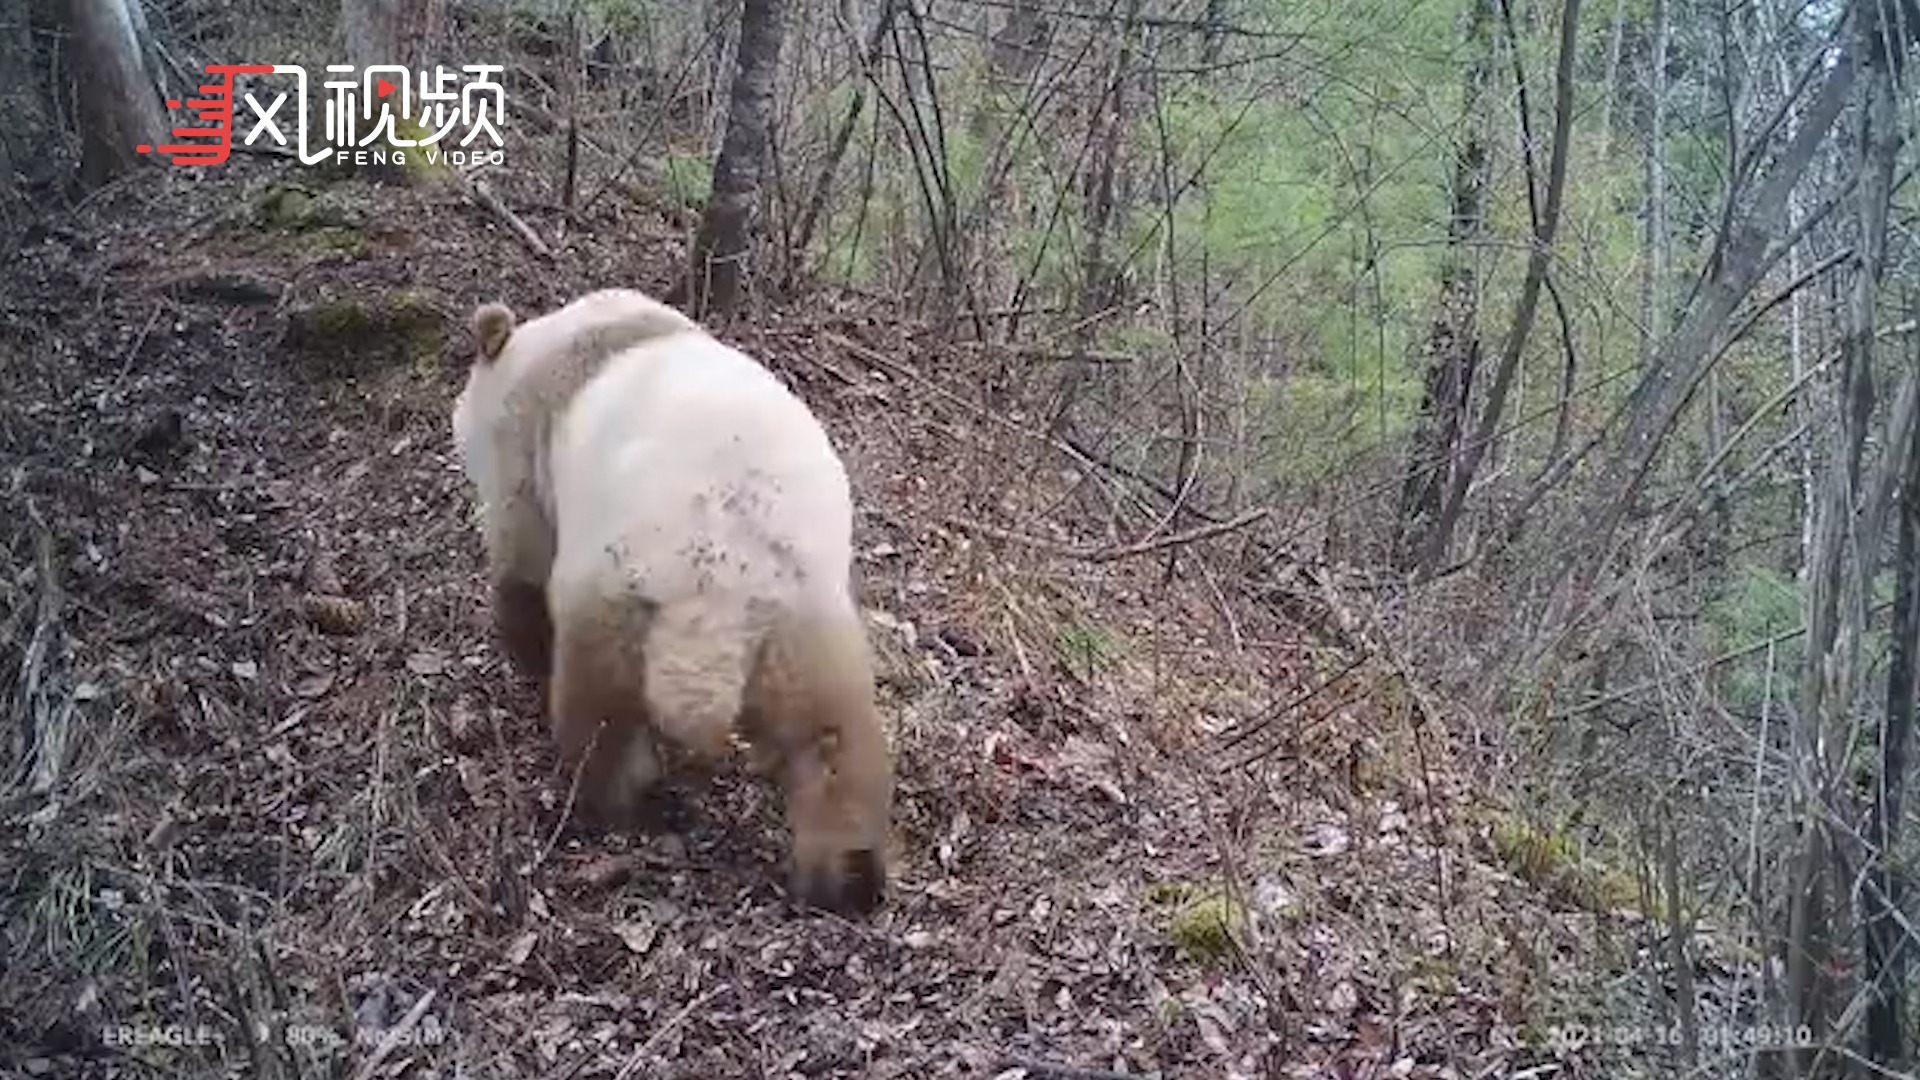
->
0;149;1601;1079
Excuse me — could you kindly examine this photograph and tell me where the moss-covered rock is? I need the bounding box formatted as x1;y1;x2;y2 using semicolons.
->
1146;880;1248;964
281;291;447;382
249;182;367;232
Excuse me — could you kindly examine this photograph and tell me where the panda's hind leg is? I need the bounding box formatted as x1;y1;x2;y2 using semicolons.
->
546;590;666;830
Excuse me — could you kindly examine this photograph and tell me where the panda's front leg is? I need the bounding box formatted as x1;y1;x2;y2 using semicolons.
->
491;574;555;680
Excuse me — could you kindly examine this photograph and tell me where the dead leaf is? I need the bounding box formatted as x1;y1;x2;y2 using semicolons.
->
938;810;971;872
293;672;335;699
505;930;538;966
230;659;259;680
1327;980;1358;1014
1303;821;1351;856
444;700;486;751
573;854;638;891
613;920;658;955
406;651;448;676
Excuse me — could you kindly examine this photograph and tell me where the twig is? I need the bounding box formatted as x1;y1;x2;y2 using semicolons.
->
1547;598;1898;722
531;724;600;873
613;986;726;1080
97;303;167;409
348;988;438;1080
11;497;68;795
1013;345;1137;365
949;506;1269;564
1211;652;1369;760
994;1056;1156;1080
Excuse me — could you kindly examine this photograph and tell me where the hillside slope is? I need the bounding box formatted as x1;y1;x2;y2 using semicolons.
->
0;161;1595;1079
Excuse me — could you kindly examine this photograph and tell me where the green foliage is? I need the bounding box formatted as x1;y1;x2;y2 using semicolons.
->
1054;618;1123;683
662;152;712;211
1701;565;1805;712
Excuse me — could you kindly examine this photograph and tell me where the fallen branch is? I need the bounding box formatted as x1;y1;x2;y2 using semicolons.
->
458;172;555;261
994;1056;1156;1080
613;986;727;1080
1211;651;1369;763
949;506;1269;564
348;988;438;1080
8;496;71;796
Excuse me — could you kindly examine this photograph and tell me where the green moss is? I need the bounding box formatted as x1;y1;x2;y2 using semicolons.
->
282;290;447;382
305;228;369;259
1490;813;1639;915
234;182;377;262
394;112;454;188
1147;881;1246;964
258;183;317;228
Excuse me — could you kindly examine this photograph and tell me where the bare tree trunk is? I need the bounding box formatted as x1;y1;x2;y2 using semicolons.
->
64;0;161;190
1395;0;1494;569
1416;0;1581;573
1638;0;1670;373
675;0;789;319
340;0;441;71
0;0;55;228
338;0;444;182
1789;19;1902;1074
1550;11;1918;598
1864;378;1918;1068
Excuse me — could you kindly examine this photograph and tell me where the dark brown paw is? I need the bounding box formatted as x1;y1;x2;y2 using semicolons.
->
792;849;886;916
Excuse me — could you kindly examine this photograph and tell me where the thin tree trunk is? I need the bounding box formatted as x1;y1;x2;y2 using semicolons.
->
1417;0;1581;573
1638;0;1670;373
1789;19;1902;1075
1395;0;1494;569
1596;0;1626;156
1661;808;1699;1067
1203;0;1227;69
1863;375;1919;1067
65;0;161;190
676;0;790;319
970;0;1049;330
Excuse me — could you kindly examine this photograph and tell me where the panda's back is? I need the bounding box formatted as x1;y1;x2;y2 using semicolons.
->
546;333;854;613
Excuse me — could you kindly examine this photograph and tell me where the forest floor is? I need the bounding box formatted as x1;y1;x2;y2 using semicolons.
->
0;151;1614;1078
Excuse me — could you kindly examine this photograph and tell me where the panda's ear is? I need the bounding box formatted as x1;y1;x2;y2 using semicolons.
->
471;302;516;363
